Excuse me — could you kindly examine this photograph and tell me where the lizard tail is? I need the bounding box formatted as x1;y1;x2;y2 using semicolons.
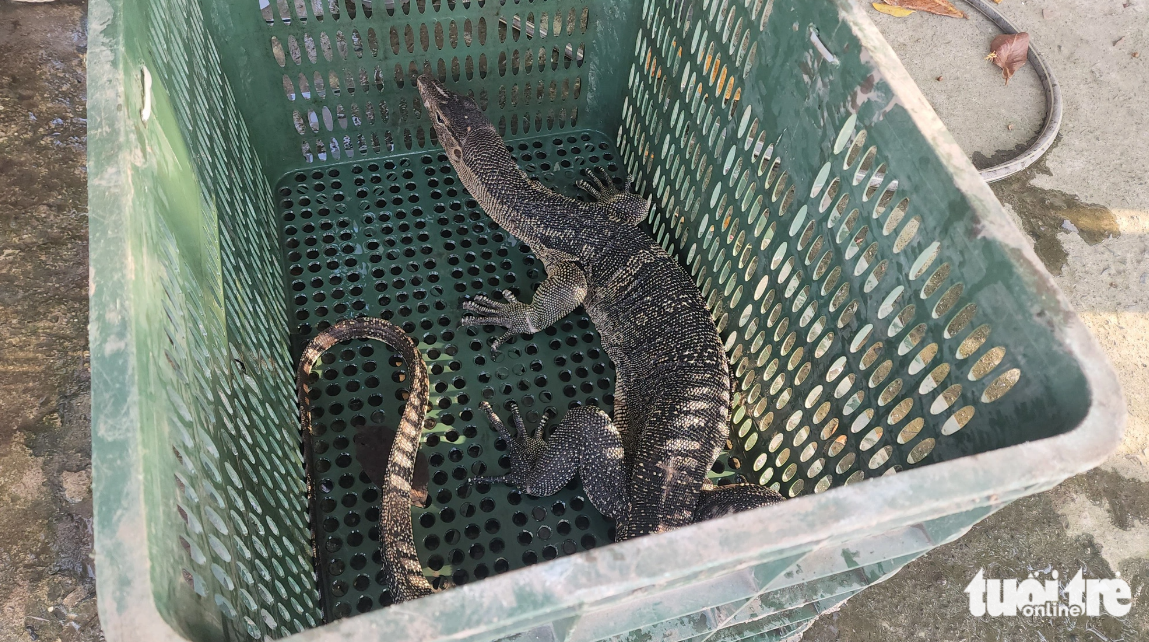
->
297;318;435;603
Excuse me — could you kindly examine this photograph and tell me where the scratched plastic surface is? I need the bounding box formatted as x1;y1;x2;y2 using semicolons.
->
89;0;1120;639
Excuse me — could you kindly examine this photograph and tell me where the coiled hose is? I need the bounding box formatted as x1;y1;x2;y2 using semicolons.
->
959;0;1063;182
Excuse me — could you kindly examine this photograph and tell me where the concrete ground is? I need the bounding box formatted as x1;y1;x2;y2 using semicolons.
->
0;0;1144;640
0;2;96;641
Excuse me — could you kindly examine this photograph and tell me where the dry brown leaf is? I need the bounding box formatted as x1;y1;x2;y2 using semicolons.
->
872;2;915;17
989;32;1030;84
884;0;966;18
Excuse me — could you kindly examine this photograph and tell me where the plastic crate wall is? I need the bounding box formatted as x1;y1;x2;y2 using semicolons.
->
90;0;322;638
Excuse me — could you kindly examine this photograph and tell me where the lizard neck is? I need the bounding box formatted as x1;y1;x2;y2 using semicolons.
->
454;129;588;261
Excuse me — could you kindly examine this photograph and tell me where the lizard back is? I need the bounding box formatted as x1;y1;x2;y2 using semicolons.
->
419;74;744;539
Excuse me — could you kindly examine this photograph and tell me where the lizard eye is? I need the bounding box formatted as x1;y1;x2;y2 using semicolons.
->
435;113;445;125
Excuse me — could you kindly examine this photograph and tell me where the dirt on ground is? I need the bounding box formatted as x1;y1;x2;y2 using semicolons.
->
0;2;99;641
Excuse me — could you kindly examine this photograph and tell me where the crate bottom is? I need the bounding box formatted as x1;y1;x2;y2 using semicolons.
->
275;130;741;622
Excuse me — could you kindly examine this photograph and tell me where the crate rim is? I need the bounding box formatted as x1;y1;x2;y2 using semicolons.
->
87;0;1126;639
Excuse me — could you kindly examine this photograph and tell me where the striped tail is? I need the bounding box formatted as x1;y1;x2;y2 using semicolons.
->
297;318;435;603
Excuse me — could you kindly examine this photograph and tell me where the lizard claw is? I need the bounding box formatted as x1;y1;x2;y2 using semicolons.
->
575;179;600;199
462;294;504;313
507;402;528;440
586;167;609;193
477;401;545;489
531;411;553;440
577;167;632;203
490;331;515;355
577;168;648;225
459;315;513;328
460;290;535;354
479;400;520;443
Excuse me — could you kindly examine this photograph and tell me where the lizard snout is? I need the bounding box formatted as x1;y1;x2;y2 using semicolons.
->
416;74;448;103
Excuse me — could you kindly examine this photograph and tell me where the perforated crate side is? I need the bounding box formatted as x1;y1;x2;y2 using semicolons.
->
618;0;1095;502
91;0;321;638
200;0;641;182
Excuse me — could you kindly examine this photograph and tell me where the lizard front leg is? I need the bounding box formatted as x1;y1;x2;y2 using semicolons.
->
576;167;650;226
474;401;629;524
461;261;588;353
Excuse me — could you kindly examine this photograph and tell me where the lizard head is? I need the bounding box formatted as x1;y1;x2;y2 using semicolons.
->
417;74;492;163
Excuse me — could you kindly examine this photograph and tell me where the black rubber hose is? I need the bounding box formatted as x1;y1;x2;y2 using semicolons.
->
958;0;1063;182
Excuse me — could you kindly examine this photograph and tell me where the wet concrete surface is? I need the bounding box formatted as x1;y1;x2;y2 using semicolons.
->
0;0;1146;640
804;473;1149;642
982;148;1121;276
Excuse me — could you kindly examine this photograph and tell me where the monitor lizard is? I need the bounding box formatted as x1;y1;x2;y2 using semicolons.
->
418;74;782;545
295;77;785;607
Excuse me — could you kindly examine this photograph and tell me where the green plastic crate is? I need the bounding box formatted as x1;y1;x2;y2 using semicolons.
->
88;0;1125;639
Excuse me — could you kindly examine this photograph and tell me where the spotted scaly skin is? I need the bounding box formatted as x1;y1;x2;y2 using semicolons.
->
419;75;783;542
297;318;433;602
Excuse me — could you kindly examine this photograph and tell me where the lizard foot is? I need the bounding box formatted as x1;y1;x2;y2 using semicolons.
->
471;401;548;490
474;403;629;517
460;289;535;353
575;166;624;200
576;167;649;226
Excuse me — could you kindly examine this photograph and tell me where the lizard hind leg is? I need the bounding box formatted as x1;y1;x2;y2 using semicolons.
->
473;402;630;524
692;483;785;522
